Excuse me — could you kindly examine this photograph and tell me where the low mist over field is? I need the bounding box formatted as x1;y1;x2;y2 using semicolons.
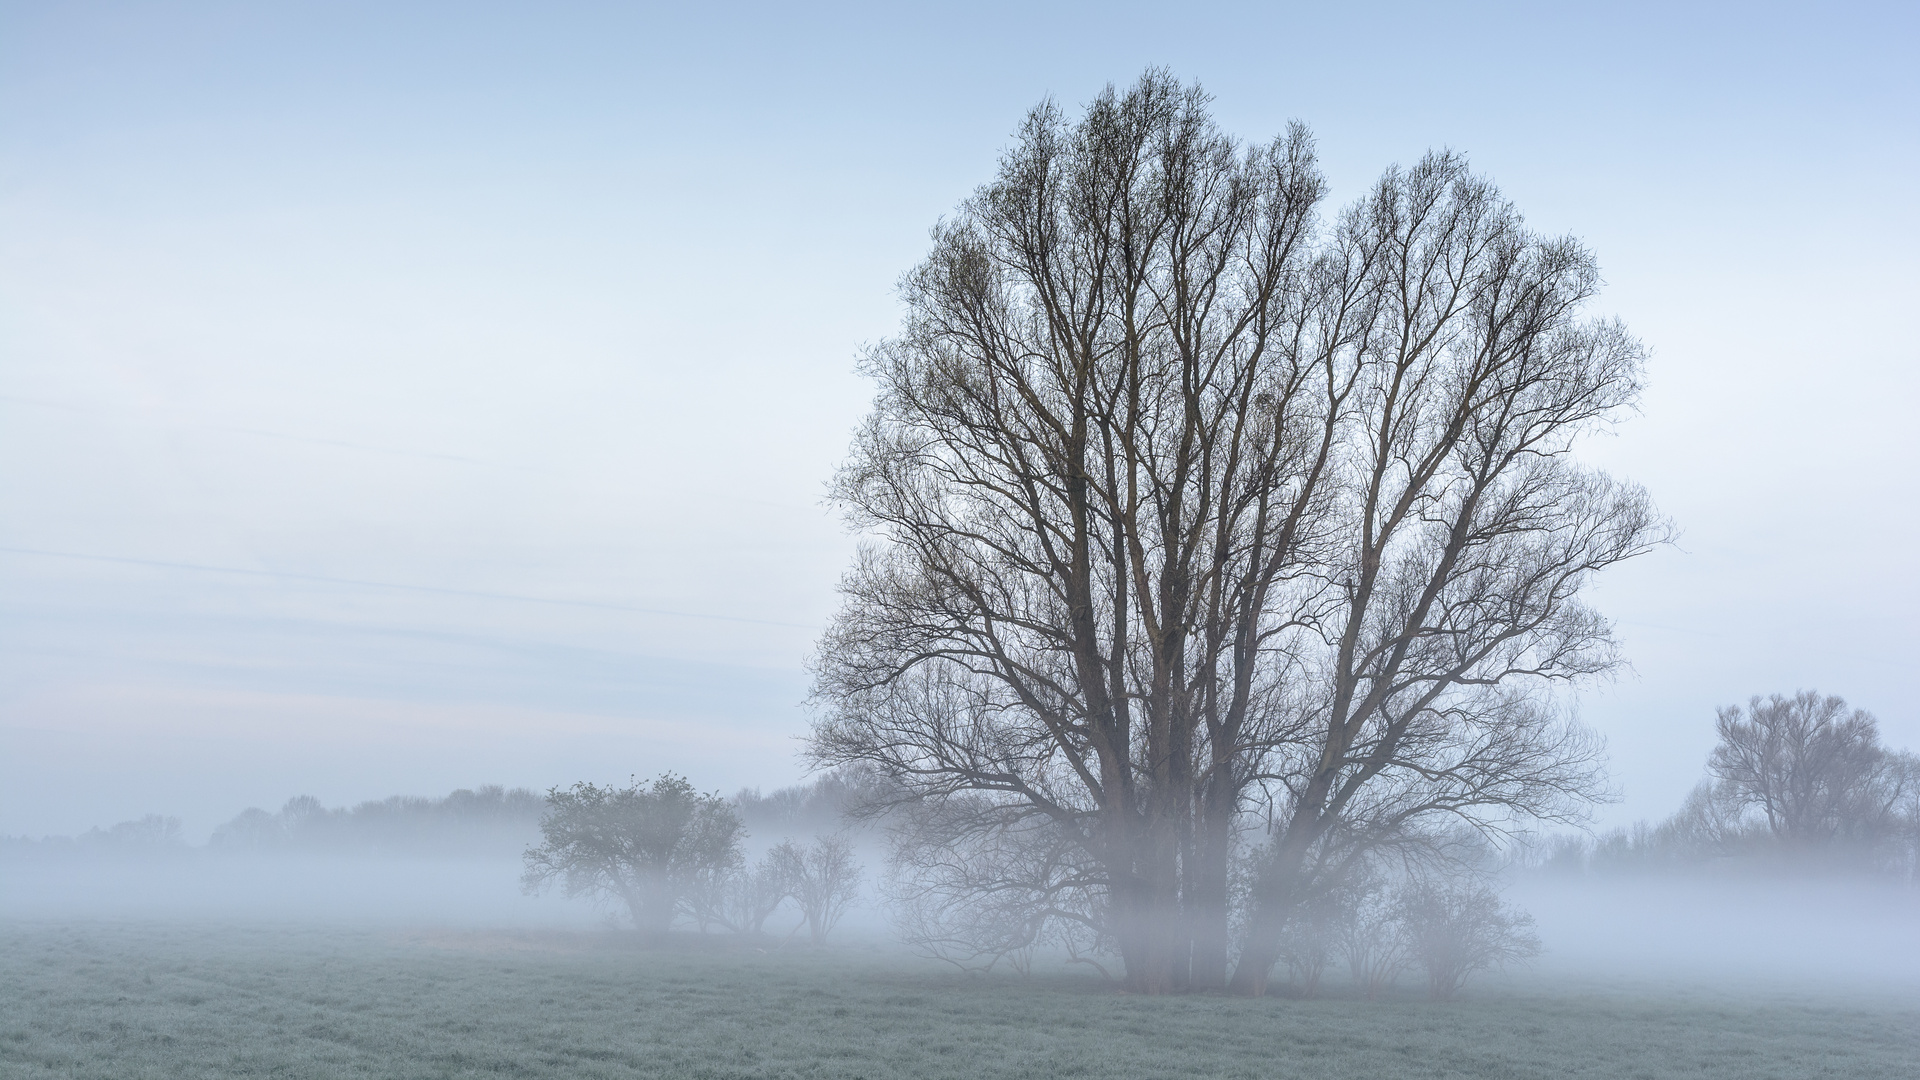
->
7;763;1918;998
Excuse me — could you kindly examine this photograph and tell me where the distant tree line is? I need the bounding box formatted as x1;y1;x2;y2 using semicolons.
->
1;786;547;860
1525;691;1919;879
209;785;548;857
0;814;186;860
0;773;885;870
731;767;896;839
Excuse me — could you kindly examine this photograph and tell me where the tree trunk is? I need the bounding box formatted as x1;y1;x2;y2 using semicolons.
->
1228;836;1310;995
1107;832;1178;990
1186;801;1233;991
1226;905;1284;996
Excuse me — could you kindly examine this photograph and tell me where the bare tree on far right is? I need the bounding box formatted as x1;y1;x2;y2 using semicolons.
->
1707;691;1915;853
1518;691;1919;877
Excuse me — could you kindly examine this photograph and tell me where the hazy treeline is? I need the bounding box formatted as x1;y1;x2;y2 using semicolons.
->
731;766;896;842
0;774;877;864
1524;691;1919;881
0;774;884;931
209;785;548;857
0;813;187;859
1;786;544;860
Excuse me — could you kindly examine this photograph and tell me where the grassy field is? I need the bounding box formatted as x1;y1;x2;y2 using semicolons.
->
3;921;1915;1079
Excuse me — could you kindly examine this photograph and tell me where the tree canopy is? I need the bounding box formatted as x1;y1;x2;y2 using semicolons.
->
521;774;743;931
809;70;1666;994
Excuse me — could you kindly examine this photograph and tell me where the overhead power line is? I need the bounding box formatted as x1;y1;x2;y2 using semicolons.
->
0;545;817;630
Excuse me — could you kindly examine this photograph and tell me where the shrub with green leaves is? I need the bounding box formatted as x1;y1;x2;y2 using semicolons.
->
521;773;742;930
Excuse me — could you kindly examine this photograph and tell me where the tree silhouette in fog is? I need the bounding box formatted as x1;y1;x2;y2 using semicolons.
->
1709;691;1913;849
521;774;743;931
809;68;1665;995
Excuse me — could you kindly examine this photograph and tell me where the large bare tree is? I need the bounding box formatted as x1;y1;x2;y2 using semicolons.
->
809;71;1664;995
1220;150;1662;991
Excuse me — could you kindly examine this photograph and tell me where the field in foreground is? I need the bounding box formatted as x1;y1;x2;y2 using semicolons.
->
3;921;1916;1080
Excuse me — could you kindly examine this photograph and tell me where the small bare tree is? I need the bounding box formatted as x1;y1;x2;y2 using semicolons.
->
521;774;743;931
684;860;734;933
1396;879;1540;1000
771;835;864;945
1278;901;1336;998
1335;878;1407;1000
688;848;792;936
884;798;1107;973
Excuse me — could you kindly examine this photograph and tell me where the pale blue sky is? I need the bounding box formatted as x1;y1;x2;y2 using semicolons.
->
2;1;1915;838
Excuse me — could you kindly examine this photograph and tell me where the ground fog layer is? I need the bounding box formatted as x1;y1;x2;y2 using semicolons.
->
3;922;1915;1080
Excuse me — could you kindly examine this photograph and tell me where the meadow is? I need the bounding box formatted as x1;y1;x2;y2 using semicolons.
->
4;920;1917;1080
